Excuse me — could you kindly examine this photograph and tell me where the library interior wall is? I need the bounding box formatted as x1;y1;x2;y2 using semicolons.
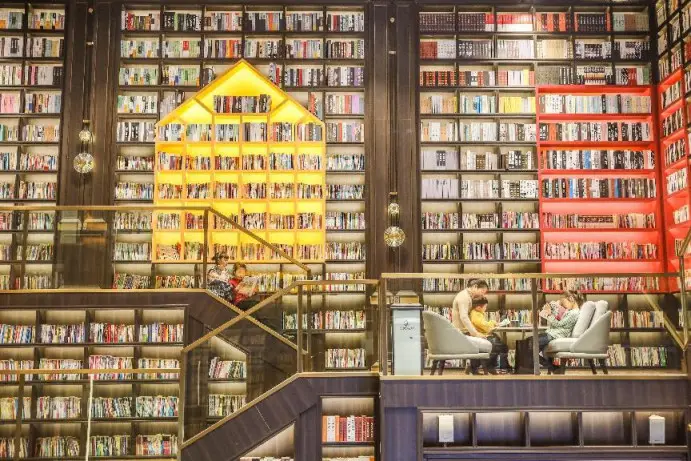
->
56;0;664;279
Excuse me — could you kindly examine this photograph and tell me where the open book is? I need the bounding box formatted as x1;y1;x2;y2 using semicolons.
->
236;276;258;296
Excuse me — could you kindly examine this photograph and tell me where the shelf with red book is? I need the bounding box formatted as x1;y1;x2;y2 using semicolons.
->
657;52;691;291
320;396;376;461
535;84;665;293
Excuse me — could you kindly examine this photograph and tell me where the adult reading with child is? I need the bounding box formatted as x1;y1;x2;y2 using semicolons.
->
207;252;234;301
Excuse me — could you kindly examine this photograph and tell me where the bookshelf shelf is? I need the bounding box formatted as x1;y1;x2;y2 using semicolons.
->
114;4;368;291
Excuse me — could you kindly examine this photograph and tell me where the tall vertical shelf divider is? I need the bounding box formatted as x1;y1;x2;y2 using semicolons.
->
0;2;66;290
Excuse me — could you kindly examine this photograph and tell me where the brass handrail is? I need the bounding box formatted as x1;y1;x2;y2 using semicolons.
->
183;279;380;353
380;272;678;279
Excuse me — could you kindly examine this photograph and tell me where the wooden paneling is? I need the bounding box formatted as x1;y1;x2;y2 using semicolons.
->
365;0;392;279
380;377;688;410
58;0;88;205
392;0;421;274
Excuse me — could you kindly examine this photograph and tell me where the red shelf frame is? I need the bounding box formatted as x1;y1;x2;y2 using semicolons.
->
657;68;691;289
536;85;665;291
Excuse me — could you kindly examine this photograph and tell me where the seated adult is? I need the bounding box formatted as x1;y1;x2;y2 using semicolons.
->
530;290;585;374
207;252;234;301
469;296;510;374
451;279;490;374
229;263;259;311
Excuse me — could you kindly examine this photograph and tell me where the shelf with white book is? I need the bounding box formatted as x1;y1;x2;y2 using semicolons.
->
115;3;368;290
0;2;66;291
0;304;186;460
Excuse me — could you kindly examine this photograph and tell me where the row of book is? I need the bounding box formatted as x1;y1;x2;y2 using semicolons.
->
0;93;61;114
209;356;246;379
661;106;683;138
421;121;536;143
208;394;246;417
543;242;658;260
538;95;651;115
325;348;366;368
322;415;375;443
541;177;656;199
422;242;539;261
124;10;363;32
0;181;57;201
421;212;539;230
542;149;654;170
420;275;662;293
282;310;366;330
421;149;534;171
421;178;538;200
542;212;655;229
325;242;365;260
538;121;651;142
0;151;58;171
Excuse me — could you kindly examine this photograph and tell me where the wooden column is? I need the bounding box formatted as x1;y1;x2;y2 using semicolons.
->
392;0;421;275
58;0;89;205
57;1;119;287
365;0;393;279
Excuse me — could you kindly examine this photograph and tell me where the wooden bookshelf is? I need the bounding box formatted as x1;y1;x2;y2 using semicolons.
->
536;84;664;292
0;304;191;460
655;0;691;290
113;3;367;293
0;1;66;290
320;396;376;461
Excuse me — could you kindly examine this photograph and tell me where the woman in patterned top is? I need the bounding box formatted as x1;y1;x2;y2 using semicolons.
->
530;289;585;374
207;252;234;301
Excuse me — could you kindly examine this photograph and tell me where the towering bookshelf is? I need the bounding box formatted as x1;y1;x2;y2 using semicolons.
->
418;3;654;298
536;84;663;293
0;2;66;290
0;304;190;459
115;3;367;293
153;59;326;266
655;0;691;289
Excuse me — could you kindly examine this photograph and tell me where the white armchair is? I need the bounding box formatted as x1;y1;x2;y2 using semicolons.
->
422;310;491;375
544;300;611;374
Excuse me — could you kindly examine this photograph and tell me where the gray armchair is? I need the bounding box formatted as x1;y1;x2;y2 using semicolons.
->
544;300;611;374
422;310;491;375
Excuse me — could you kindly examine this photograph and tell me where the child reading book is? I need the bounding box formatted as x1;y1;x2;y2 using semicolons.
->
229;263;259;311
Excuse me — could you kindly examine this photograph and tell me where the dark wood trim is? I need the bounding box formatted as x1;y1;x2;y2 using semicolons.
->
58;0;88;205
380;378;689;410
393;0;421;274
365;0;392;278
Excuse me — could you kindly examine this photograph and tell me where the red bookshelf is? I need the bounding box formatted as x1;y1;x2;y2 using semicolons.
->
536;85;664;292
657;68;690;288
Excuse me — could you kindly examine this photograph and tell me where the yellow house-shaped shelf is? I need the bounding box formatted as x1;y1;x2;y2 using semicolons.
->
153;60;326;264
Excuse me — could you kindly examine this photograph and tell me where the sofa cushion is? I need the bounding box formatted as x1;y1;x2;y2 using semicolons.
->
467;336;492;353
571;301;595;338
544;337;577;353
